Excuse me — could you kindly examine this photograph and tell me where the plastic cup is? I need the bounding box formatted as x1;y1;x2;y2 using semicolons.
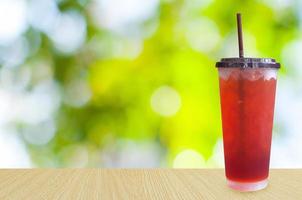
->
216;58;280;191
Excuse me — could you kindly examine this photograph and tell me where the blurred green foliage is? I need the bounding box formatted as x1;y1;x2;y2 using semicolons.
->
23;0;297;167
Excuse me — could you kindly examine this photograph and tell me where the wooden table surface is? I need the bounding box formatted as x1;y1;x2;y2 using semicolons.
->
0;169;301;200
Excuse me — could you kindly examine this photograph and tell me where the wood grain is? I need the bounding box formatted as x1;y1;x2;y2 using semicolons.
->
0;169;301;199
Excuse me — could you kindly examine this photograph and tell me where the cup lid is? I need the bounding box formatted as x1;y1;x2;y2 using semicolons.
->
216;58;280;68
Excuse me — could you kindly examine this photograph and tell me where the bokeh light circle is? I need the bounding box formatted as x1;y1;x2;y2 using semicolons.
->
173;149;205;168
0;0;28;45
151;86;181;117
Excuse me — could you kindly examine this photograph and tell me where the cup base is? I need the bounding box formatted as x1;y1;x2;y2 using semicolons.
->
227;179;268;192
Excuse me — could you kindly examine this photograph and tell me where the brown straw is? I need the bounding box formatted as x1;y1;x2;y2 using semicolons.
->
236;13;244;58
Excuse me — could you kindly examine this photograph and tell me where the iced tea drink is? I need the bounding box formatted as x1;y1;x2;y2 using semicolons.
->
216;58;280;191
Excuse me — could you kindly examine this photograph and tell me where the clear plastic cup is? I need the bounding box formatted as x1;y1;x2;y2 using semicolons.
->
216;58;280;191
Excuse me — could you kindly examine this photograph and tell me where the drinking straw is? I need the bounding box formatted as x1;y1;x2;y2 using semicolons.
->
237;13;245;157
236;13;244;58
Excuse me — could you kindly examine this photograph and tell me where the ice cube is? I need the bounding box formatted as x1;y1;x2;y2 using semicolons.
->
264;69;277;81
218;68;232;80
241;69;262;81
219;68;239;80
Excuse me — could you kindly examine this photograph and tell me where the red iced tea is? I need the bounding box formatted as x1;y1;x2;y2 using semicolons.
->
218;68;277;186
217;13;280;191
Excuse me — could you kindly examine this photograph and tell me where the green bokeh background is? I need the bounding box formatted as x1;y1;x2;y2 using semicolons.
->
2;0;299;167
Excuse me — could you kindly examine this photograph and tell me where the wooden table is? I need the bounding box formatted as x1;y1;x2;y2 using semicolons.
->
0;169;301;199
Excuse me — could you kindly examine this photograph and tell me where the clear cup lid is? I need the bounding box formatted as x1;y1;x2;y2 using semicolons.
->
216;58;280;68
